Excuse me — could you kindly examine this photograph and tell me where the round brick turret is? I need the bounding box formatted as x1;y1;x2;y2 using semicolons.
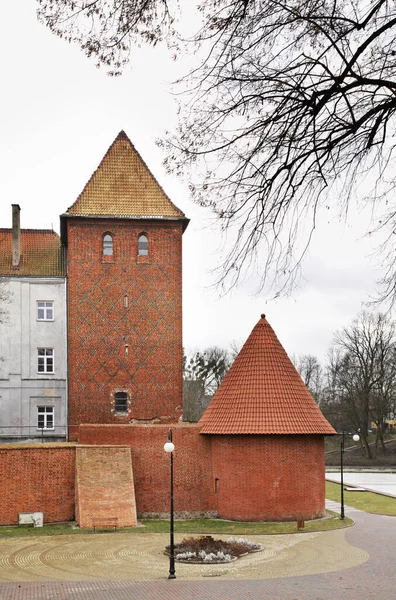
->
199;315;335;521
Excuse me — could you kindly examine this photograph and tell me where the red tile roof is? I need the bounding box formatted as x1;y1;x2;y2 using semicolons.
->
0;229;65;277
199;314;336;435
64;130;188;225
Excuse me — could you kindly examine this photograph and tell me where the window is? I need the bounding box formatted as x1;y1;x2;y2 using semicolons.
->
38;348;54;373
103;233;113;256
37;301;54;321
138;234;148;256
114;392;128;413
37;406;54;430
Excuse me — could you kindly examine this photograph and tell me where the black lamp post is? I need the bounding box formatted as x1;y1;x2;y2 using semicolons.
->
340;431;360;519
164;428;176;579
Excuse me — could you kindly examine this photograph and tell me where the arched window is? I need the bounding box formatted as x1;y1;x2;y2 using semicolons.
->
138;233;148;256
103;233;113;256
114;392;128;413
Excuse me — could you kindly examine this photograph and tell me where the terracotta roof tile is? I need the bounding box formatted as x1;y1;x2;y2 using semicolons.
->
64;131;188;222
0;229;65;277
199;314;336;435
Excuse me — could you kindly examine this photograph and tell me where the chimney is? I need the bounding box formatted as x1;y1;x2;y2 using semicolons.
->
12;204;21;268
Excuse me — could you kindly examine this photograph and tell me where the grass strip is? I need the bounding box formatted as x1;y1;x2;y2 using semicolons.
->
326;480;396;515
0;511;352;538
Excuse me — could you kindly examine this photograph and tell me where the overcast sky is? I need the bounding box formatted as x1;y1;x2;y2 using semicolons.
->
0;1;389;364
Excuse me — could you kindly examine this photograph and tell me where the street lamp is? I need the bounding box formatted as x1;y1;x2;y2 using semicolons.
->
164;428;176;579
340;431;360;519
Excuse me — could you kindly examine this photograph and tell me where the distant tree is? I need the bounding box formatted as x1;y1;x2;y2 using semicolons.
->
182;346;233;421
331;312;396;458
292;354;323;406
184;346;232;396
38;1;396;300
320;348;352;433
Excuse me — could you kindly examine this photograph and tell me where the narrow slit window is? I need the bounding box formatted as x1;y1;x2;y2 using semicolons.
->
103;234;113;256
138;234;148;256
114;392;128;413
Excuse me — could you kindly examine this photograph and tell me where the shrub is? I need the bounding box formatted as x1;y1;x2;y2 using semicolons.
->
166;535;262;562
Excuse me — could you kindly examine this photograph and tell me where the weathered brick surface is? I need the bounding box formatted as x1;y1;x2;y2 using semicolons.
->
210;434;326;521
0;445;75;525
0;432;326;525
67;218;183;440
79;424;216;516
75;446;137;528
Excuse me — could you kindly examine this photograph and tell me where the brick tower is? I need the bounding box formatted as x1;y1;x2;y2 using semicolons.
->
61;131;188;439
199;314;336;521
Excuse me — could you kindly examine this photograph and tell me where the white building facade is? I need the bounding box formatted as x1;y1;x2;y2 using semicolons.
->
0;206;67;441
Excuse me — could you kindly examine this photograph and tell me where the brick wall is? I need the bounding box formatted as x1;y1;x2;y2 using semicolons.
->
79;424;217;517
0;444;75;525
75;446;137;528
210;434;326;521
66;218;183;440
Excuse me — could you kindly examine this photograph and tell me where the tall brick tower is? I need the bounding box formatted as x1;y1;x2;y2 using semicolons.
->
61;131;188;440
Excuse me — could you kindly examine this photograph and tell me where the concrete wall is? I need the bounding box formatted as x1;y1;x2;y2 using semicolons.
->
0;278;67;441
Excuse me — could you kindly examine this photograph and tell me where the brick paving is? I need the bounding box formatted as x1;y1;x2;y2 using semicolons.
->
0;502;393;599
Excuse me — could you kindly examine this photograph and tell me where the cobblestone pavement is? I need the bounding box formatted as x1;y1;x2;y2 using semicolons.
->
0;501;393;599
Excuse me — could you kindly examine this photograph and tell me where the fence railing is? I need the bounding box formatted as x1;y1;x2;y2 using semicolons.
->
0;425;68;443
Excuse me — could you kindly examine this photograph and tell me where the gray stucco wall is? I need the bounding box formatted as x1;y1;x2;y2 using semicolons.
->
0;277;67;441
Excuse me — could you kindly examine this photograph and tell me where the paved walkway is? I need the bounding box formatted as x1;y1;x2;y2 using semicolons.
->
0;501;394;599
327;470;396;496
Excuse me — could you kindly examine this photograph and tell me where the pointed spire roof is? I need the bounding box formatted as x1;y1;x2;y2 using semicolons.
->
62;130;188;225
199;315;336;435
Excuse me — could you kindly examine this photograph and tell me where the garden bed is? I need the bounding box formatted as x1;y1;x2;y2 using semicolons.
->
166;535;262;564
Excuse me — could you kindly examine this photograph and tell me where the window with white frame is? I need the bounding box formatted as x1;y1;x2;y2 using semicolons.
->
37;406;54;430
38;348;54;373
37;301;54;321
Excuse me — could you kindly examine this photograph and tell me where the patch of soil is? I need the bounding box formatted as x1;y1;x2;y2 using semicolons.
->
326;438;396;467
166;535;262;563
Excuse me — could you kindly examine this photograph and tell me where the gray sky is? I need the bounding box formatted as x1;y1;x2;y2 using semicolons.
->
0;1;387;363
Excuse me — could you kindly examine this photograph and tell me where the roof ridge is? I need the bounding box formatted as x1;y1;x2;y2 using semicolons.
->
0;228;58;234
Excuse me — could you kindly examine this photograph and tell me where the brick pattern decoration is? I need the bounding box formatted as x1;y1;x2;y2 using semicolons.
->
67;219;183;439
75;446;137;528
210;434;326;521
79;424;216;517
0;445;75;525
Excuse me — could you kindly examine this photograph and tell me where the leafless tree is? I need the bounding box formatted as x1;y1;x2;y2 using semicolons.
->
183;345;233;421
292;353;323;406
184;346;232;395
37;1;396;299
332;311;396;458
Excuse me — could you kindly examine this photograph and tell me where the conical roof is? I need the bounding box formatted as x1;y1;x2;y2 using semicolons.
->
199;315;335;435
63;131;188;225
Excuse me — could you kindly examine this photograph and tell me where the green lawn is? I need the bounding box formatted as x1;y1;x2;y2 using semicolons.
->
326;480;396;515
0;511;352;538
